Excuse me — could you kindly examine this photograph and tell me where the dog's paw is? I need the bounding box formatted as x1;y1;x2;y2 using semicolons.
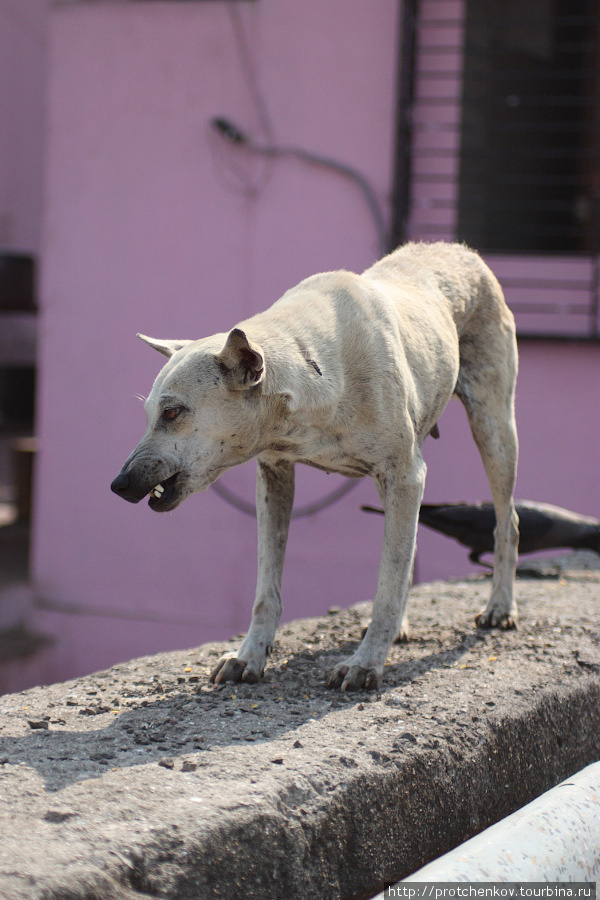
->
209;654;264;685
326;662;382;692
475;608;517;630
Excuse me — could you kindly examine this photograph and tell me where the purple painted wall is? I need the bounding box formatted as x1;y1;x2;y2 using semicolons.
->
419;340;600;581
0;0;47;251
2;0;597;693
27;0;401;685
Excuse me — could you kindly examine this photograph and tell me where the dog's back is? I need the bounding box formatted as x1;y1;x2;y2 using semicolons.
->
363;241;512;339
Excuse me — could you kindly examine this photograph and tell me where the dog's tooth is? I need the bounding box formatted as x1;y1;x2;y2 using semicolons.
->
152;484;165;498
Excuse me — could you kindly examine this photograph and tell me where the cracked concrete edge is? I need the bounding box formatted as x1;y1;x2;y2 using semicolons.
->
387;760;600;886
5;678;599;900
0;564;599;900
155;685;600;900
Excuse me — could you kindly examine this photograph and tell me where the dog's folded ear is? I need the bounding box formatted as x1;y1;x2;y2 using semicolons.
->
217;328;265;389
137;334;191;358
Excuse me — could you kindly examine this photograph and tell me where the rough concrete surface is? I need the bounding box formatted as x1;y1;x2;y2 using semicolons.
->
0;554;599;900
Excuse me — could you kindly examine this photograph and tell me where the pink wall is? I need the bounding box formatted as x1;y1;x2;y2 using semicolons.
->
28;0;402;684
8;0;597;694
0;0;47;251
418;340;600;582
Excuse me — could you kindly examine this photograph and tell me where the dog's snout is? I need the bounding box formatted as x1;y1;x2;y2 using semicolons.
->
111;470;141;503
111;471;129;493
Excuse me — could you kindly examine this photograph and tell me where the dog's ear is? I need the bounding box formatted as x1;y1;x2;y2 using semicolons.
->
137;334;191;358
217;328;265;389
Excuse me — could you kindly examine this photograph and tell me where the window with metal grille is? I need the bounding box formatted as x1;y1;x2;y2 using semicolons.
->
458;0;600;256
395;0;600;338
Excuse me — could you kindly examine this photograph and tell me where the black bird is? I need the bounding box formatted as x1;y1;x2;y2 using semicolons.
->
362;500;600;565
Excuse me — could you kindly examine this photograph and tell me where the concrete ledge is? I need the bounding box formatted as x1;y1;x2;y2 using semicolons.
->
0;558;599;900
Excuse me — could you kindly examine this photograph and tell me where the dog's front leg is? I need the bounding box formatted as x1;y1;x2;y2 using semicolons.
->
210;459;294;685
327;457;426;691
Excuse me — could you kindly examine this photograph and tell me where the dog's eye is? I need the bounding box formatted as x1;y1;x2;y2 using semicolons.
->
162;407;182;421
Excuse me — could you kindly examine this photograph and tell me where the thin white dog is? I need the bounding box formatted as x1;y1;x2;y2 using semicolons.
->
111;242;519;691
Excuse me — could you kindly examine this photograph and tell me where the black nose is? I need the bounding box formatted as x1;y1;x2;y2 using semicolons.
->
111;470;141;503
111;471;130;494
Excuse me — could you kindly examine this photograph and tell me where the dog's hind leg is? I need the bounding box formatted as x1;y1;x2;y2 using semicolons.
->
473;412;519;629
456;330;519;628
327;455;426;691
210;459;294;684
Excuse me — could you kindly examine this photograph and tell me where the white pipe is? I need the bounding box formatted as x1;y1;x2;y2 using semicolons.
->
375;761;600;894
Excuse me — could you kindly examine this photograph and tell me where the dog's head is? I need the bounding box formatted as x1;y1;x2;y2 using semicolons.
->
110;329;267;512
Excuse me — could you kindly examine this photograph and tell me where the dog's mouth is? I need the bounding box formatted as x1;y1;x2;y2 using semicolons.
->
147;472;182;511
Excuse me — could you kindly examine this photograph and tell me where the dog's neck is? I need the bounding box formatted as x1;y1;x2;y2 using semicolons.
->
240;325;339;419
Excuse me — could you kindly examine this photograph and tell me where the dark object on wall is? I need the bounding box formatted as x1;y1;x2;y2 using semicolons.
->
362;501;600;564
0;253;36;311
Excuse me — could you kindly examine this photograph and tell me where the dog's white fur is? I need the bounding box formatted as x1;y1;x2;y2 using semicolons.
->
112;242;519;691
